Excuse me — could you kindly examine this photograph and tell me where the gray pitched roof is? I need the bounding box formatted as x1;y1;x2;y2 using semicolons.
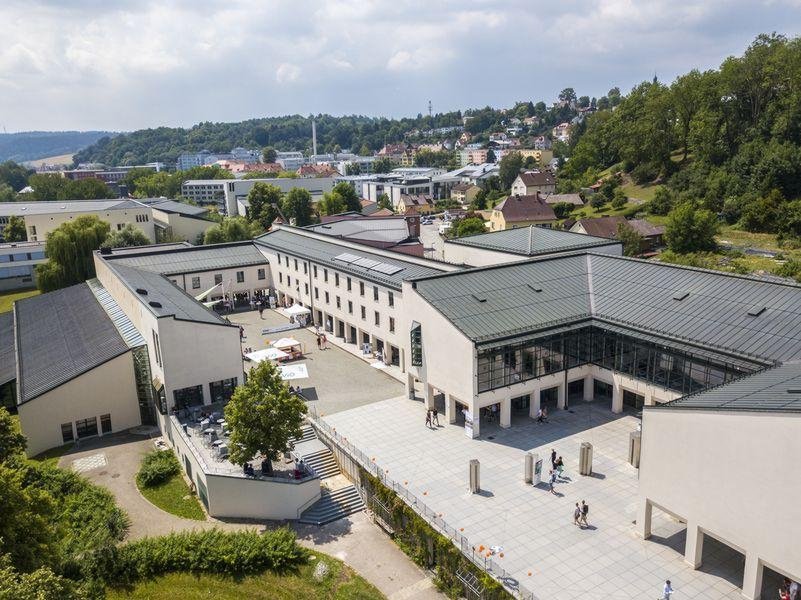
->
255;227;450;289
103;242;267;275
655;362;801;412
0;312;15;386
0;199;140;217
445;226;620;257
411;253;801;363
103;262;232;326
14;283;130;403
136;198;210;217
308;218;412;245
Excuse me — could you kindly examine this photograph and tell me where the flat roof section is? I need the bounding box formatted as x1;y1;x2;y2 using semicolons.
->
445;226;620;257
103;242;267;276
0;199;141;216
655;362;801;412
14;283;130;403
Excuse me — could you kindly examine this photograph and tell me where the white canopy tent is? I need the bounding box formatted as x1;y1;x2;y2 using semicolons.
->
272;337;302;350
278;364;309;381
285;304;311;317
245;348;289;363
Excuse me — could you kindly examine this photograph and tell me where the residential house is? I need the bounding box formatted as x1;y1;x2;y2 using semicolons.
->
552;123;571;143
569;216;665;253
533;136;552;150
511;171;557;196
541;193;584;207
489;194;557;231
450;183;481;207
297;164;339;178
397;194;436;216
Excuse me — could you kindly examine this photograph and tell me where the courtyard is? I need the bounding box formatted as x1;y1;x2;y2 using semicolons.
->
229;309;402;415
323;396;781;600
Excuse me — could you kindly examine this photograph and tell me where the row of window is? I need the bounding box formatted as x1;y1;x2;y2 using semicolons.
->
61;413;112;443
135;214;150;223
156;378;238;415
0;251;45;262
0;265;33;279
204;269;264;289
476;326;758;395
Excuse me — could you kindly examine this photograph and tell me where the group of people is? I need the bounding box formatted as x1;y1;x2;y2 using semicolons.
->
425;408;440;428
572;500;590;528
547;448;566;494
780;578;800;600
288;385;303;396
315;333;328;350
536;407;549;423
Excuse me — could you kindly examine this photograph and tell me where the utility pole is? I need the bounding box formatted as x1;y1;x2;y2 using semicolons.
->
428;100;433;118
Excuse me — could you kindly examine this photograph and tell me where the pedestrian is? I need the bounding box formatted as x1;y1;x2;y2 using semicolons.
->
425;410;432;428
555;456;564;478
432;408;440;426
580;500;589;527
536;408;544;423
316;336;321;350
542;407;549;422
573;502;582;526
548;470;557;494
660;580;675;600
258;306;264;319
321;334;327;349
550;449;557;470
790;579;799;600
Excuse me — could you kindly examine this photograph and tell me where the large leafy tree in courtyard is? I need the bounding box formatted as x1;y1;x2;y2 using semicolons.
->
246;183;283;229
330;181;361;213
103;223;150;248
3;215;26;242
36;215;110;292
224;361;306;471
203;217;257;244
281;188;314;226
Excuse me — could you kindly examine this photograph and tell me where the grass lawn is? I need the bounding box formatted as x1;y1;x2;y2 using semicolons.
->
716;225;784;253
106;553;385;600
571;200;641;220
137;473;206;520
0;288;39;313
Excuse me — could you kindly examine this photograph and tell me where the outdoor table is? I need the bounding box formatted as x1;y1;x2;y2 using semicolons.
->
203;427;216;435
212;439;224;447
216;443;228;454
200;419;210;427
217;419;226;425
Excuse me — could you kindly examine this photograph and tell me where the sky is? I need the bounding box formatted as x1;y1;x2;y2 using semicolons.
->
2;0;801;132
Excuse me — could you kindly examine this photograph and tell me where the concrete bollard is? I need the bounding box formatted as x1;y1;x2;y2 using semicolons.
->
469;459;480;493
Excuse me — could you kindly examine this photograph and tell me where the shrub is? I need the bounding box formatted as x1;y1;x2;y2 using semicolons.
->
136;450;180;488
630;162;658;185
86;528;307;587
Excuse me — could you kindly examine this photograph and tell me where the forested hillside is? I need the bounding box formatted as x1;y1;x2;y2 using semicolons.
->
0;131;115;163
560;33;801;242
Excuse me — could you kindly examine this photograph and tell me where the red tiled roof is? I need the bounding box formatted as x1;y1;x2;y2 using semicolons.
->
494;194;556;222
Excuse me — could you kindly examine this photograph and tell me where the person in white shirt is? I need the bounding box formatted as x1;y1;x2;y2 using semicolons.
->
661;579;675;599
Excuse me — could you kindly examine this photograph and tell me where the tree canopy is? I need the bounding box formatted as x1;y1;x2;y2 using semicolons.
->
103;224;151;248
281;188;314;226
203;217;257;244
36;215;110;292
665;202;720;253
246;183;283;229
3;215;26;242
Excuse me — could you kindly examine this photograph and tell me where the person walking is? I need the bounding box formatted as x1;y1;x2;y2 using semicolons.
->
555;456;564;478
548;470;557;494
536;408;544;423
550;449;557;470
580;500;589;527
432;408;440;426
316;335;321;350
660;580;675;600
573;502;582;526
425;409;432;428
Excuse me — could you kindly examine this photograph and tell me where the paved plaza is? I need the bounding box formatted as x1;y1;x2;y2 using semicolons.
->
229;309;402;415
324;397;779;600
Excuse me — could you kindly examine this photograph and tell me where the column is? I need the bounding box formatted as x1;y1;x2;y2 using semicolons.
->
405;373;416;400
557;384;566;410
583;375;593;401
529;387;541;419
424;384;435;410
635;498;652;539
611;380;624;414
684;521;704;569
446;394;457;424
742;552;763;600
470;402;480;438
500;396;511;428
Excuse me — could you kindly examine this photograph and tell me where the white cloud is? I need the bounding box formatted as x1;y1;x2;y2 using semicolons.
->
275;63;301;83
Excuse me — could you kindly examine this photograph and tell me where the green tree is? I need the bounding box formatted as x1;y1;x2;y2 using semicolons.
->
611;188;628;208
551;202;574;219
450;216;487;238
3;215;26;242
246;183;282;229
133;171;178;198
103;224;151;248
317;192;347;216
485;149;496;163
65;178;112;200
28;174;69;201
0;554;87;600
778;199;801;242
617;222;643;256
223;361;306;470
739;189;782;233
36;215;110;292
282;188;314;226
373;157;394;173
262;147;277;163
649;186;675;216
0;183;15;202
120;167;158;195
498;152;523;190
277;171;298;179
203;217;254;244
559;88;577;104
0;408;26;463
331;182;361;213
0;160;32;191
377;193;393;211
665;202;719;253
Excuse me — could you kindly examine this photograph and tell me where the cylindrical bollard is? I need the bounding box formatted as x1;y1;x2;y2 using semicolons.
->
524;452;534;484
469;459;480;493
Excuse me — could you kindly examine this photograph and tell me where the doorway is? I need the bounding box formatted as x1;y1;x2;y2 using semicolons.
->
623;389;645;410
593;380;613;403
540;386;559;408
567;379;584;402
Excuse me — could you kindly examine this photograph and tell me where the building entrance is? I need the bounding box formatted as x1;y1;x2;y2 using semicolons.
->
567;379;584;402
623;389;645;410
540;386;559;408
593;380;613;403
512;394;530;413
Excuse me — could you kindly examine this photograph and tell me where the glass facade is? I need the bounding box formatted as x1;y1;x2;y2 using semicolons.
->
209;377;237;403
476;326;759;395
132;346;157;425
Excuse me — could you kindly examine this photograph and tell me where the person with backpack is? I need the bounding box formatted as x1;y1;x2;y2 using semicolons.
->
580;500;589;527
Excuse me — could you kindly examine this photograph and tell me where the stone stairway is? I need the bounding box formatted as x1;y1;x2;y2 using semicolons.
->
300;447;341;479
298;485;365;526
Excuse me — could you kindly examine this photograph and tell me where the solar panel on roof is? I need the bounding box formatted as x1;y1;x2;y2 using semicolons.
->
372;263;404;275
333;252;361;264
354;257;381;269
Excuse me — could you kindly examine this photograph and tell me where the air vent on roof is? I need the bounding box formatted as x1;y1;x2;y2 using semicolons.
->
148;301;162;308
786;389;801;394
527;284;543;293
136;288;148;295
747;306;766;317
471;294;487;303
673;291;690;301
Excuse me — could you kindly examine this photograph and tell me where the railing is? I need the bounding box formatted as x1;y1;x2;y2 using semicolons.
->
306;406;537;600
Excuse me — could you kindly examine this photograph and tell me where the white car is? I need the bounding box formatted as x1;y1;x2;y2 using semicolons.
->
439;222;452;235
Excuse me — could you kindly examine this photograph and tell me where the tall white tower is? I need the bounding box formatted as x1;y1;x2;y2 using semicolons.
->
312;119;317;158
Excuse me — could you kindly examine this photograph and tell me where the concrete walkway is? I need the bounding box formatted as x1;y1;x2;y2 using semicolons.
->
59;432;441;598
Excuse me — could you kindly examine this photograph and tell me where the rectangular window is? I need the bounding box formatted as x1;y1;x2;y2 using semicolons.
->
336;296;341;309
236;271;244;283
324;269;328;282
75;417;98;439
360;281;365;296
325;291;330;304
314;287;319;300
173;385;203;409
257;268;265;280
373;286;379;301
335;273;340;286
313;265;318;278
410;324;423;366
191;276;200;289
61;422;74;443
209;377;237;403
348;300;353;314
100;413;112;434
389;317;395;333
152;330;162;366
388;291;394;307
277;253;281;264
294;259;298;271
285;256;289;267
303;262;308;274
214;273;223;285
304;283;309;295
374;311;380;326
279;273;283;283
287;275;291;286
361;306;366;320
347;277;352;291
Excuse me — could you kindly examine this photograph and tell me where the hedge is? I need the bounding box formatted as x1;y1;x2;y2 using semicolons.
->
360;470;509;599
136;450;180;488
83;528;308;587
